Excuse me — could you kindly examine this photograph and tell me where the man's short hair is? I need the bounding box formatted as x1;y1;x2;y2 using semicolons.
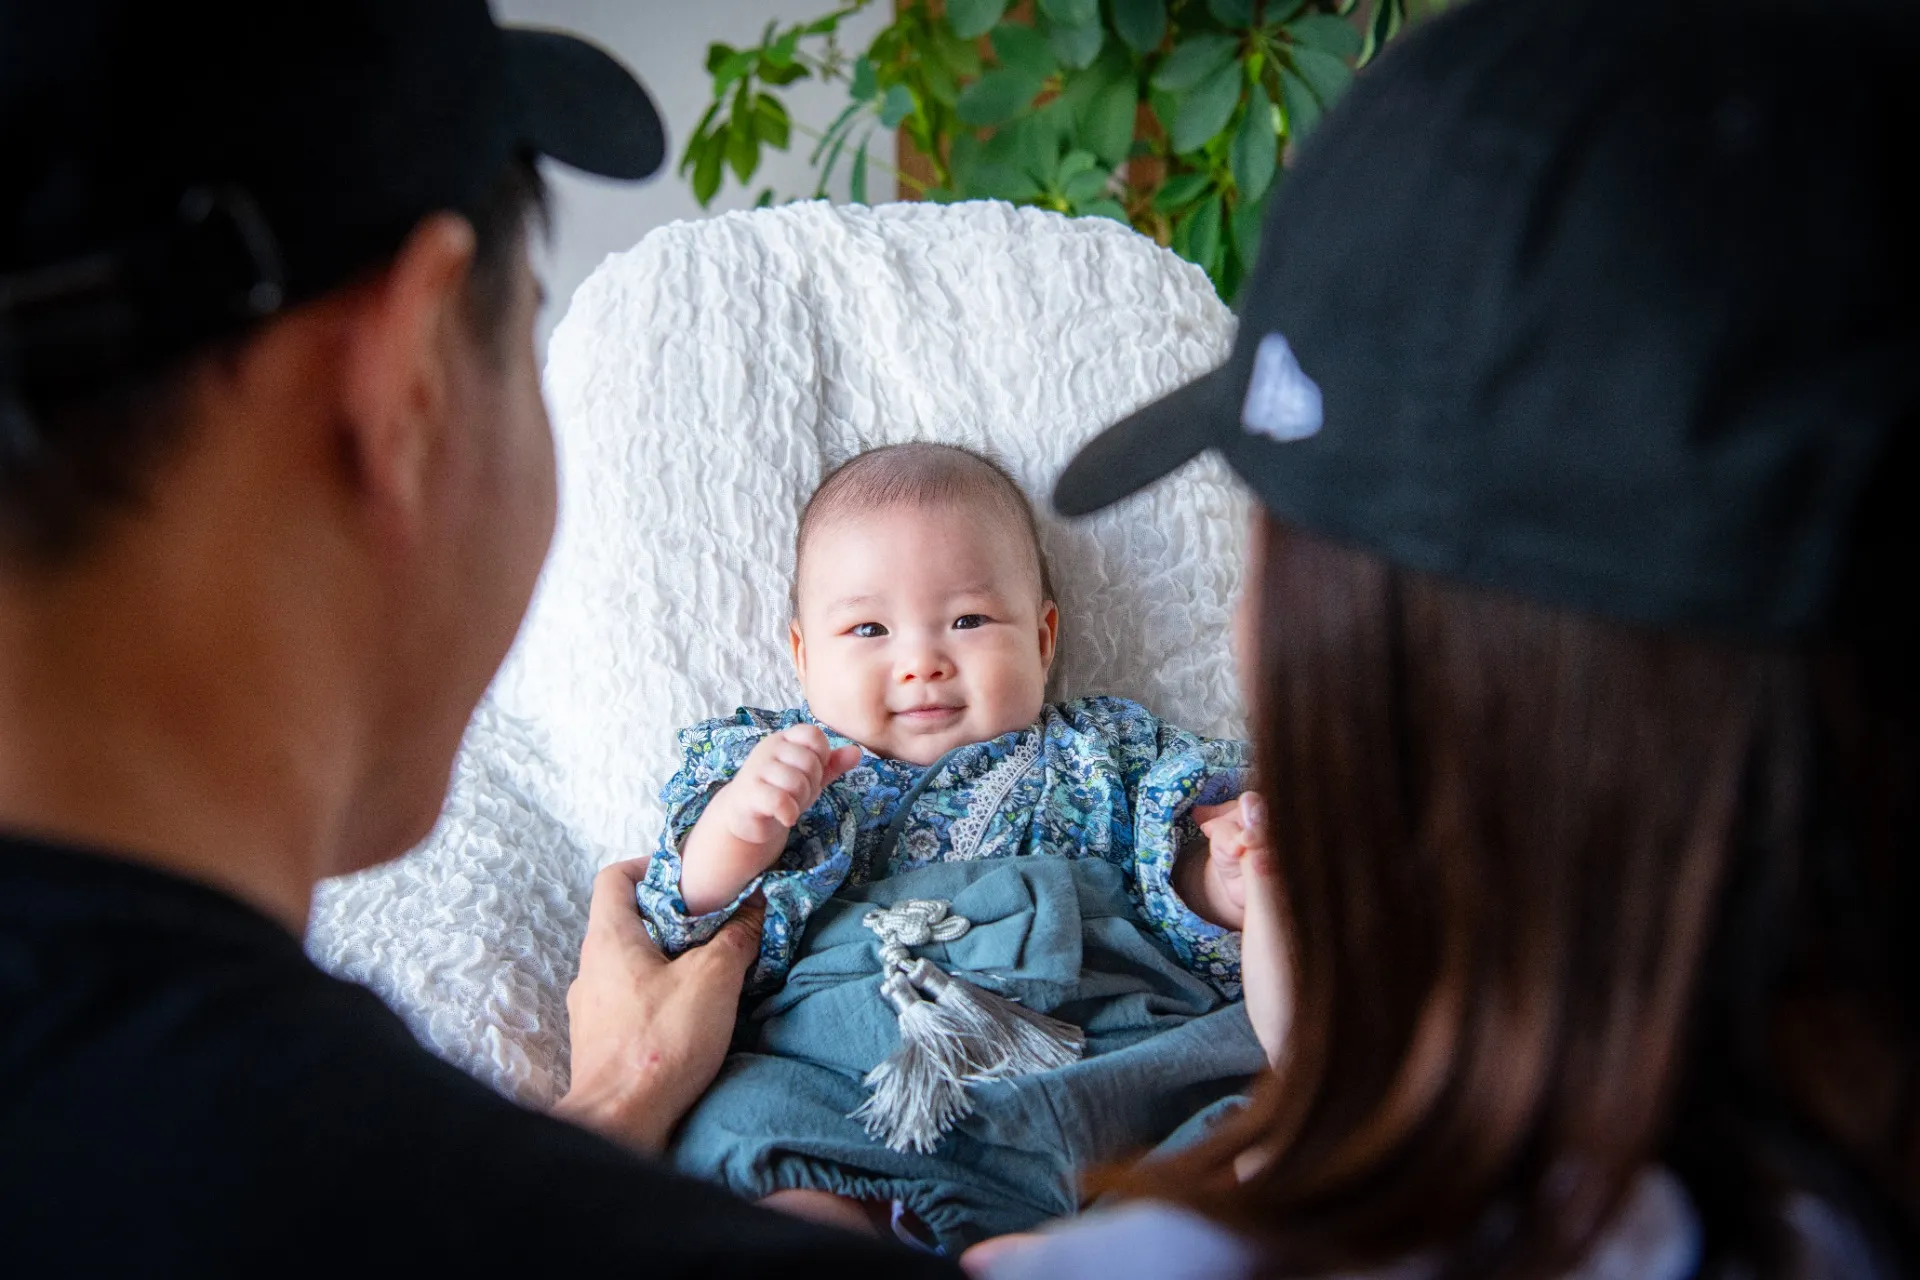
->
0;155;548;566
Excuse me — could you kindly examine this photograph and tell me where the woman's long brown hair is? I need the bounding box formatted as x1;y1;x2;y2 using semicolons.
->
1118;514;1918;1278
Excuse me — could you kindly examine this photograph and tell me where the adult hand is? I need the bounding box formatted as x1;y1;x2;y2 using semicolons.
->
552;856;763;1155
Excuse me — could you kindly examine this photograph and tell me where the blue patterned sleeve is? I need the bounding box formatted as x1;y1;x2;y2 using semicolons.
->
634;707;863;992
1075;698;1252;997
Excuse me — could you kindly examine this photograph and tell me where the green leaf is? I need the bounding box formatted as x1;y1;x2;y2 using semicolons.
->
1278;64;1321;140
705;43;736;75
850;56;879;102
1207;0;1254;26
991;24;1057;80
1288;45;1353;111
931;25;985;79
1260;0;1309;26
1360;0;1406;64
946;0;1010;40
1183;193;1224;268
712;48;755;94
1151;34;1239;93
1229;81;1276;201
1046;15;1105;69
803;14;842;36
764;29;801;68
1288;13;1363;60
727;114;759;184
965;161;1044;202
1038;0;1099;24
850;133;871;204
956;68;1046;127
810;100;863;163
1062;166;1111;204
879;83;917;128
760;61;808;86
1153;171;1214;211
1057;148;1099;181
679;101;721;175
1112;0;1168;54
753;94;792;149
1077;76;1139;166
754;187;777;208
1080;198;1131;224
692;135;725;205
1231;185;1272;270
1171;61;1244;153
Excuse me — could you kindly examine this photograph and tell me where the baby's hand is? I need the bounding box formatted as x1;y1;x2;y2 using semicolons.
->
680;727;862;914
721;726;863;846
1184;791;1270;932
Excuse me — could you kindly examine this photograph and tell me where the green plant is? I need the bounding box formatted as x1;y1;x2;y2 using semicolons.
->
681;1;1443;298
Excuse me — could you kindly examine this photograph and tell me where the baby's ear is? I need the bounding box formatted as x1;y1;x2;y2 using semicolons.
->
1038;601;1060;671
788;618;807;682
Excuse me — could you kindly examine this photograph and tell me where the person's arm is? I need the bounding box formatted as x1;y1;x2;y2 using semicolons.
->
677;725;861;915
552;857;765;1154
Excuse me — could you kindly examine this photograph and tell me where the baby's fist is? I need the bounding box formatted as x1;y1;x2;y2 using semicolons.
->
1187;791;1270;932
724;726;862;847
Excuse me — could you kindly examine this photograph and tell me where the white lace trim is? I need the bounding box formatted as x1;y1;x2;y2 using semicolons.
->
947;732;1044;861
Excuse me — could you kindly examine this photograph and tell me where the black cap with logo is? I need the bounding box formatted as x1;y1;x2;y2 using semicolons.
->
1056;0;1918;640
1;0;663;403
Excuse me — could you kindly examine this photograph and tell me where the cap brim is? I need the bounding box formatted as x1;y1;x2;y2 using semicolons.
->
506;28;667;181
1052;363;1240;516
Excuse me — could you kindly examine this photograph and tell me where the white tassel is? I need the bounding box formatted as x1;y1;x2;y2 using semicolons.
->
849;900;1088;1153
907;958;1085;1080
850;970;977;1153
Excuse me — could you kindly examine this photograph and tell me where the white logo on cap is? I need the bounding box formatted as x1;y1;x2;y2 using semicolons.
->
1241;332;1323;442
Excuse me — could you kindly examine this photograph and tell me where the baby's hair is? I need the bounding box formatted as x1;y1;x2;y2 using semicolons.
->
793;442;1056;613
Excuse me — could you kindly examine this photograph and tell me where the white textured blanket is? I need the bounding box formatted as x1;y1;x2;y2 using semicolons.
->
307;201;1245;1106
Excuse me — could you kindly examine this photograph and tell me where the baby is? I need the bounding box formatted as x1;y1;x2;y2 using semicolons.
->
637;443;1268;1253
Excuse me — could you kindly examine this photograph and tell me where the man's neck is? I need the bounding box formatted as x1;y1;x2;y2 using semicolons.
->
0;530;354;933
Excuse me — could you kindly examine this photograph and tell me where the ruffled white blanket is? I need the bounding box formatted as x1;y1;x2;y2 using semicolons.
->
307;200;1245;1106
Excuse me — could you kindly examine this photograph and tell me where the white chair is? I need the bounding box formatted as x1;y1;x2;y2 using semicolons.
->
307;200;1247;1107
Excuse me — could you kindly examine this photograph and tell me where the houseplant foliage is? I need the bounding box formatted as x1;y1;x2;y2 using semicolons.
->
681;0;1439;298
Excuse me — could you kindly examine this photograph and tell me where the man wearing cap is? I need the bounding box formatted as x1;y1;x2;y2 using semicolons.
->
0;2;955;1272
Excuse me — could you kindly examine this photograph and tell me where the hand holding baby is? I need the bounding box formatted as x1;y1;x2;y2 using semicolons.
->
1181;791;1271;932
680;726;863;915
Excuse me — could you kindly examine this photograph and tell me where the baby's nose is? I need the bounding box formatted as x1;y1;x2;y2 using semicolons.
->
895;640;954;682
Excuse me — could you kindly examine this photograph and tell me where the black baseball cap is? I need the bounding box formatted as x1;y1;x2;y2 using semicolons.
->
1056;0;1919;640
1;0;664;399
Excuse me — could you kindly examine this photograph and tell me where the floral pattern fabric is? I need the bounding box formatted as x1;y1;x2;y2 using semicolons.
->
636;696;1249;996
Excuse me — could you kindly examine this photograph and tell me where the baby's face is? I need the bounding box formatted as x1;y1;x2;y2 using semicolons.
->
791;502;1057;766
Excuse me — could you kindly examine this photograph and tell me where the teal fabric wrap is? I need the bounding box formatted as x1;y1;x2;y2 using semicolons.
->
670;855;1266;1254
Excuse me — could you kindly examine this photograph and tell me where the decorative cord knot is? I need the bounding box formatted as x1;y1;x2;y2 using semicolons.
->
849;896;1085;1154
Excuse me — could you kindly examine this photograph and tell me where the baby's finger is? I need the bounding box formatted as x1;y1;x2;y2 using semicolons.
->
822;744;863;785
751;777;804;828
768;740;825;789
781;724;833;761
757;759;818;804
1190;800;1240;827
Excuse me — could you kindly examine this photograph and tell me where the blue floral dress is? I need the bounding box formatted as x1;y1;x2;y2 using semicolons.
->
637;696;1249;997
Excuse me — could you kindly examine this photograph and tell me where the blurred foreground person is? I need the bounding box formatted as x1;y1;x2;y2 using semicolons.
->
0;2;954;1273
997;0;1919;1276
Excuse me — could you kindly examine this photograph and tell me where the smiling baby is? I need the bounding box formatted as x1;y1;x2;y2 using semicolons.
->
636;443;1269;1254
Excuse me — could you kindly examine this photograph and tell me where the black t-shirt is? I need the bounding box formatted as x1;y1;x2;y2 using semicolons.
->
0;833;957;1276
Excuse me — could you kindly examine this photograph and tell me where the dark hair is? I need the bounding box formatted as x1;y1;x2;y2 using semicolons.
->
0;155;548;565
1120;512;1917;1279
793;442;1056;609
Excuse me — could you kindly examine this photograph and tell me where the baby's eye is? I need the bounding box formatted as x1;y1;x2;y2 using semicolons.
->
952;614;989;630
849;622;888;638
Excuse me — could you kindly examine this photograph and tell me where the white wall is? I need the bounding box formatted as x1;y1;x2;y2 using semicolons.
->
494;0;896;349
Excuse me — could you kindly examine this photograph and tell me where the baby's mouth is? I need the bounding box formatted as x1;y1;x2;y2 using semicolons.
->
894;704;964;724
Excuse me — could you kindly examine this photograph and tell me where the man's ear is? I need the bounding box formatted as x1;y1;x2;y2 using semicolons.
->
337;213;478;530
1038;601;1060;672
789;617;807;683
